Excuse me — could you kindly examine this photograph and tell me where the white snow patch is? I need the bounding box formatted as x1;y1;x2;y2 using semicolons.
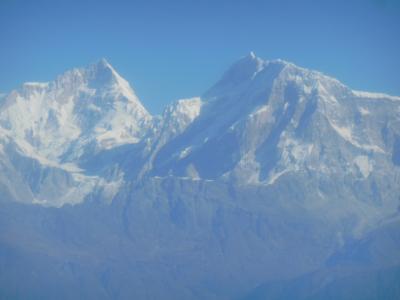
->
279;135;314;167
328;120;384;153
229;121;239;131
23;82;49;89
248;105;274;123
267;169;288;185
358;107;371;116
179;146;192;159
353;90;400;102
354;155;373;178
170;97;202;121
283;102;289;111
255;105;270;114
87;103;102;112
302;85;313;95
98;175;124;203
32;198;48;205
316;81;339;104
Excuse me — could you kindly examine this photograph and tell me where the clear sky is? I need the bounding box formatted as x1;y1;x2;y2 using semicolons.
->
1;0;399;114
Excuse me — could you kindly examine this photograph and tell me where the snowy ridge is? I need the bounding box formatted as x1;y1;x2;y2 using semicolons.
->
0;54;399;209
1;53;400;300
353;90;400;101
161;97;202;133
23;82;50;88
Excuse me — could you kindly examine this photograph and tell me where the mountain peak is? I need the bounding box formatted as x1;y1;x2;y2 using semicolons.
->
80;58;142;100
0;57;151;166
92;58;117;76
240;51;264;65
87;58;118;81
213;53;266;86
98;57;111;67
203;53;270;98
51;58;120;91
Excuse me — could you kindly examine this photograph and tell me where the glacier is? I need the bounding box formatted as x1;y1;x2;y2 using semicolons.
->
0;53;399;299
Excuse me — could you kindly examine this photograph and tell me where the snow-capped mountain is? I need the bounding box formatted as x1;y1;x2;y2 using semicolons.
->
151;52;400;184
1;54;399;299
146;53;400;235
0;59;152;205
1;53;400;219
0;58;150;161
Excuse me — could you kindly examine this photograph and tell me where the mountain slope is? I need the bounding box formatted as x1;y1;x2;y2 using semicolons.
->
0;54;399;299
148;54;400;235
151;53;400;184
0;58;151;161
0;59;152;206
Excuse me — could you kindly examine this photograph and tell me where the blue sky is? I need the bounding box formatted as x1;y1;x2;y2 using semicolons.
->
1;0;399;113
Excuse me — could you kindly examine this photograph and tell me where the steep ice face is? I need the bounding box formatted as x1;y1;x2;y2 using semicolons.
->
0;59;151;164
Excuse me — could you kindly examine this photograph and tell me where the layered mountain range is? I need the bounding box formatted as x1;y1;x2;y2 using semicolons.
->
0;54;399;299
